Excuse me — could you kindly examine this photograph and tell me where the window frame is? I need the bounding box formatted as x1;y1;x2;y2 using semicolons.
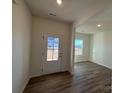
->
46;36;60;62
75;39;83;56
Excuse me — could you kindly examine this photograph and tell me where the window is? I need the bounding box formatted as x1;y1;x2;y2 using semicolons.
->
47;36;59;61
75;39;83;55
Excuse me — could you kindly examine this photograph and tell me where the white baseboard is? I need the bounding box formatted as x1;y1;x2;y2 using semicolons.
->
29;69;70;78
21;77;30;93
90;61;112;69
29;73;42;78
74;60;89;63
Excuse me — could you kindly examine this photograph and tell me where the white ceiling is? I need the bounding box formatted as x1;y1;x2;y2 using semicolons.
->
25;0;112;33
76;7;112;34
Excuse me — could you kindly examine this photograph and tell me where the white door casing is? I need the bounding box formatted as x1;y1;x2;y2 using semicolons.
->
41;33;63;75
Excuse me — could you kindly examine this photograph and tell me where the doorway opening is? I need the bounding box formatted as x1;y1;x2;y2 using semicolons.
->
71;30;91;74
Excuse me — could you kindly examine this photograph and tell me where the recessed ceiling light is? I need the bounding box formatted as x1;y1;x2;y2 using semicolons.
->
97;24;101;27
57;0;62;5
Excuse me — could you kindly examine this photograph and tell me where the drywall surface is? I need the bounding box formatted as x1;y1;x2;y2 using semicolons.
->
30;17;71;77
74;33;90;62
12;0;32;93
90;31;112;69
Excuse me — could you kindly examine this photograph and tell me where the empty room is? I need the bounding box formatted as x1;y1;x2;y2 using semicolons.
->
12;0;112;93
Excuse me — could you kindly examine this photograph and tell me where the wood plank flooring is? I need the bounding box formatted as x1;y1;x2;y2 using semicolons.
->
23;62;112;93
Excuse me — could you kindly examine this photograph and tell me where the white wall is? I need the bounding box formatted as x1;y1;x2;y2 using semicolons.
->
90;31;112;69
69;25;75;74
12;0;32;93
30;17;71;77
74;33;90;62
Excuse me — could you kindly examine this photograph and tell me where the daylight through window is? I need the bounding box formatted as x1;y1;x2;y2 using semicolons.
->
75;39;83;55
47;37;59;61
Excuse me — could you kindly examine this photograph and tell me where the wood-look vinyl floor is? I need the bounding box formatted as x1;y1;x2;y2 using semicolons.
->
23;62;112;93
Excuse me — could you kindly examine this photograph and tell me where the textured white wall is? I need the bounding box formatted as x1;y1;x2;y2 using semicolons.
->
90;31;112;69
74;33;90;62
12;0;32;93
30;17;71;77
